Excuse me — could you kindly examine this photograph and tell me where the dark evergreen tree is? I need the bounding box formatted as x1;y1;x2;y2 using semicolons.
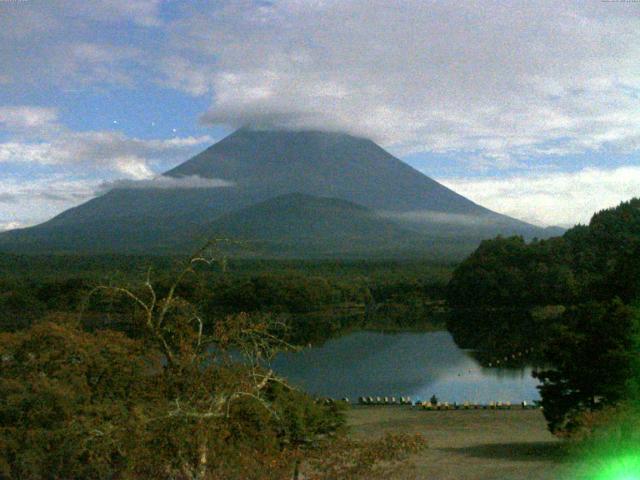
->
534;300;640;434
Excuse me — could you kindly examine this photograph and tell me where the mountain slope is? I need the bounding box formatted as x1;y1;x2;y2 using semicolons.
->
178;193;481;259
203;193;424;256
167;129;500;215
0;128;552;257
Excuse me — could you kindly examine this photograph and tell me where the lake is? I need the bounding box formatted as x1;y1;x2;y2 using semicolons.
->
272;331;540;404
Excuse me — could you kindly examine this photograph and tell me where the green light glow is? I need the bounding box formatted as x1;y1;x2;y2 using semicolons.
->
591;455;640;480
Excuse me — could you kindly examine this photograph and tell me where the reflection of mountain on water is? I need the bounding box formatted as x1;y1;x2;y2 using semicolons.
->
271;331;540;403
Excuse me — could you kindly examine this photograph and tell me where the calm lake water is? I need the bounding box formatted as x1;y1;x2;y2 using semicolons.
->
271;331;540;404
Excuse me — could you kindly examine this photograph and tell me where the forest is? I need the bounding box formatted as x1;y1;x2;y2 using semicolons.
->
1;252;434;478
447;198;640;439
2;199;640;477
0;256;450;344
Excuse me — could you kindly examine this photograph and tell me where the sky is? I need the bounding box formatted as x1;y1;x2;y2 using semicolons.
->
1;0;639;230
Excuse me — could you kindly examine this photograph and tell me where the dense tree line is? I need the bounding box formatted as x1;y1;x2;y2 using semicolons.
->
446;235;577;308
448;199;640;310
0;252;427;479
0;260;450;345
446;198;640;436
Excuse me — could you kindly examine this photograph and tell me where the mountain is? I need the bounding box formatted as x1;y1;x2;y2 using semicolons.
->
202;193;430;258
542;225;568;237
0;128;554;257
167;129;489;214
211;193;401;240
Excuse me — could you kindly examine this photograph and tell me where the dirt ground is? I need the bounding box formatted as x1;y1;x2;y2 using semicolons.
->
346;406;578;480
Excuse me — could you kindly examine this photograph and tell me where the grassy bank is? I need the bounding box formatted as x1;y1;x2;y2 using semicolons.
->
346;406;574;479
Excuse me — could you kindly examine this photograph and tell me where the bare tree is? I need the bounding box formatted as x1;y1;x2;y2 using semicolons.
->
84;239;298;479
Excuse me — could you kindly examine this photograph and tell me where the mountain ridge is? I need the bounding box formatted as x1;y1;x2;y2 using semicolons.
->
0;128;558;258
165;128;499;215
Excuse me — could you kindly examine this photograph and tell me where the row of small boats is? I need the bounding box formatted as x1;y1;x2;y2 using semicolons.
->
355;397;538;409
316;397;540;409
417;400;536;410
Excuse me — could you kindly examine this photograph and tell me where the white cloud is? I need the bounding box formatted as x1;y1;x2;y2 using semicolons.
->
0;101;216;227
0;143;51;164
143;136;214;149
113;156;155;179
2;0;639;233
1;0;162;34
0;133;212;177
53;42;143;87
159;56;217;96
0;221;26;232
0;173;235;232
0;1;159;88
0;129;218;229
100;175;235;191
5;1;640;164
161;0;640;163
77;0;163;27
0;106;58;130
378;210;498;227
0;176;99;230
440;166;640;227
0;176;96;203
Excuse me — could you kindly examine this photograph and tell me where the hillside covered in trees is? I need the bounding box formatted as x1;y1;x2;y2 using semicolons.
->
448;198;640;309
446;198;640;435
0;251;429;479
0;256;450;345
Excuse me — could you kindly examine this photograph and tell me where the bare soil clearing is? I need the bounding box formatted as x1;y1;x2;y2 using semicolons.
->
346;407;578;479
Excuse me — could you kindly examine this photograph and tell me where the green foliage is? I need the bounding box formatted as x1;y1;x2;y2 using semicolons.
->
0;318;344;480
446;197;640;436
448;199;640;311
0;251;348;479
204;274;345;313
0;319;154;479
1;246;436;479
0;257;451;345
266;382;347;446
534;301;640;434
446;235;577;309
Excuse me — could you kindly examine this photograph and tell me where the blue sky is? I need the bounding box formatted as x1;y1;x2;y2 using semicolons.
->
1;0;639;230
